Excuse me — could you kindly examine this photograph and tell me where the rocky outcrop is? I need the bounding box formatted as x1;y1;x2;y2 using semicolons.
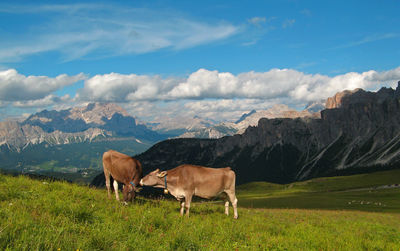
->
133;82;400;185
325;89;361;109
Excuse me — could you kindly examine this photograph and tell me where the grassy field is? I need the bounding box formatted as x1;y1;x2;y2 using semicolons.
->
237;169;400;213
1;171;400;250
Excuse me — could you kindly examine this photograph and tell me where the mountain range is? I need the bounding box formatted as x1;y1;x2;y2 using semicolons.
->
128;81;400;185
0;103;162;152
5;82;400;186
0;101;323;152
0;99;322;181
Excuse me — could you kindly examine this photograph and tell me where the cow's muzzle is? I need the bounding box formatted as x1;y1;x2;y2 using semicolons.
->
139;179;144;186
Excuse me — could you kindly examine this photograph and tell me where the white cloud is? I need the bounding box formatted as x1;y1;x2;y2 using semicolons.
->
76;72;179;102
182;99;277;122
12;94;71;108
77;67;400;105
289;67;400;101
167;69;238;99
3;67;400;122
0;69;86;101
0;4;238;62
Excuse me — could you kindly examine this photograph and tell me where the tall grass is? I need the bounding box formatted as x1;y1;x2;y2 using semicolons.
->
1;174;399;250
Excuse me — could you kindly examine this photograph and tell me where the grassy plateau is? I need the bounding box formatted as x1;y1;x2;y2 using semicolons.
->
0;169;399;250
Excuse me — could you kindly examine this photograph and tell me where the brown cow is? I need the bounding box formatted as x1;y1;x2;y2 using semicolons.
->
140;164;238;219
103;150;143;203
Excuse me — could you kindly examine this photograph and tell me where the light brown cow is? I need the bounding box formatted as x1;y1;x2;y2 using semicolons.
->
103;150;143;203
140;164;238;219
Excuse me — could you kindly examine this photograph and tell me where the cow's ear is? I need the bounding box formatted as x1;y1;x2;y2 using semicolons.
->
157;171;167;178
152;168;160;174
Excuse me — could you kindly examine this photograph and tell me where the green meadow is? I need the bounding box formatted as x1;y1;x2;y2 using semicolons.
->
237;169;400;213
1;169;399;250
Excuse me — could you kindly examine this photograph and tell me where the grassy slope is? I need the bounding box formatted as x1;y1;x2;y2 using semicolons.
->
1;173;400;250
237;169;400;212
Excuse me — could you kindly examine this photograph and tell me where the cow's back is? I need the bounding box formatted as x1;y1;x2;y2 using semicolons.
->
103;150;141;184
172;165;235;199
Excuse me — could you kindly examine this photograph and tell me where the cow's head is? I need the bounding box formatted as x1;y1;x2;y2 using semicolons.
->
140;169;167;187
122;182;142;202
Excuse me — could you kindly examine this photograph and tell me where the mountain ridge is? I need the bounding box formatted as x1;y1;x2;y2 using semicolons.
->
0;103;163;151
130;82;400;185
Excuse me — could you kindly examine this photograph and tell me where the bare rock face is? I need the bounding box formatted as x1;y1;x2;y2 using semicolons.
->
135;81;400;185
68;103;129;124
325;89;361;109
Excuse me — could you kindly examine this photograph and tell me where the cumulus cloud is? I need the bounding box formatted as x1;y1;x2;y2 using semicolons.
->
0;4;238;62
77;67;400;106
289;67;400;101
3;67;400;122
76;72;179;102
12;94;72;108
0;69;86;101
182;99;277;121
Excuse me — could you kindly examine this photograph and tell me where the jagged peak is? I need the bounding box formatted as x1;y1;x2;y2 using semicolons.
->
326;88;368;109
325;81;400;110
68;102;130;124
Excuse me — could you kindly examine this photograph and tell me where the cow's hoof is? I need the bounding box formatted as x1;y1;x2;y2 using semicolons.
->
122;201;128;206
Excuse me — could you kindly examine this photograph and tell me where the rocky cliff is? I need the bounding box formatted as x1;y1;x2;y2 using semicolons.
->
132;82;400;185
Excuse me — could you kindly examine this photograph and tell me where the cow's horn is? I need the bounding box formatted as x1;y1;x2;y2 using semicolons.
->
157;171;167;178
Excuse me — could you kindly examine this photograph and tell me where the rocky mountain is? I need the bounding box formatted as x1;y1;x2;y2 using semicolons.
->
176;104;321;138
128;82;400;185
0;103;163;151
145;115;216;137
233;104;319;134
304;100;326;113
235;110;257;124
178;123;238;139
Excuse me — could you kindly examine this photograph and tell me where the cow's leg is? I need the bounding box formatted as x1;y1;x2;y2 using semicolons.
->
113;180;120;201
226;191;238;219
225;200;230;216
104;169;111;199
180;201;185;216
184;194;193;217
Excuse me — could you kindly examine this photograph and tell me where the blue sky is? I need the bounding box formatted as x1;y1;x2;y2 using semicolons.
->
0;0;400;122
